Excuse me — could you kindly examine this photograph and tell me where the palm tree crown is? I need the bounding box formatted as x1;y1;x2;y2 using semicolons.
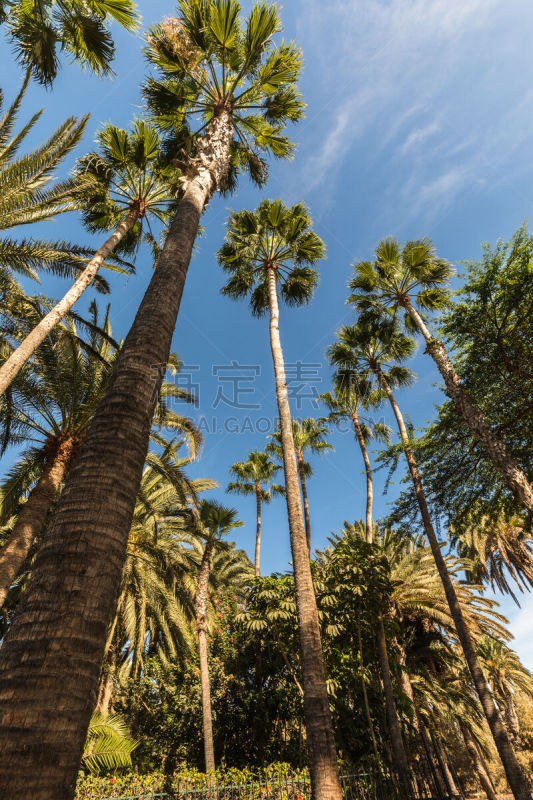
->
145;1;305;189
2;0;140;86
227;450;284;502
219;199;325;313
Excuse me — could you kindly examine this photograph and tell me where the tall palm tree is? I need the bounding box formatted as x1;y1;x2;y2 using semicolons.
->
0;310;198;610
2;0;139;85
194;500;243;772
227;449;284;576
0;120;179;395
349;237;533;514
219;199;342;800
0;8;303;793
329;319;533;800
267;418;332;551
321;383;390;539
478;636;533;748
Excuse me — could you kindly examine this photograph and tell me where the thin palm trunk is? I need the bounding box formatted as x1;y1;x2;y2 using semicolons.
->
353;409;410;783
0;112;233;800
0;436;76;606
460;722;498;800
374;363;532;800
502;686;521;747
195;540;215;773
296;452;311;551
403;299;533;513
266;265;342;800
0;208;139;396
96;644;116;716
351;411;373;540
356;616;379;760
254;483;261;577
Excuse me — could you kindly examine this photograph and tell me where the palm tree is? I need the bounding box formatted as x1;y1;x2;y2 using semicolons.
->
329;319;533;800
450;511;533;603
349;237;533;514
321;383;390;539
0;120;179;395
0;8;303;792
2;0;139;85
0;310;198;609
227;449;284;576
268;418;332;551
194;500;243;772
97;440;214;714
219;198;342;800
478;636;533;748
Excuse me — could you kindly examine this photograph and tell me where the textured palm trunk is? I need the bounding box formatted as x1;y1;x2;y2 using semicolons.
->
502;687;521;747
356;617;379;760
296;452;311;551
374;363;532;800
352;410;410;780
254;483;262;577
266;266;342;800
403;299;533;513
376;615;412;795
0;208;139;396
351;411;373;540
460;722;498;800
0;112;233;800
96;643;116;716
0;436;76;607
428;726;460;797
195;540;215;773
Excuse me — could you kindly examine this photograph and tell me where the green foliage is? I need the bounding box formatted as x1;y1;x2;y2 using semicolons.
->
4;1;140;86
227;449;284;503
219;199;325;316
144;1;305;189
82;712;137;774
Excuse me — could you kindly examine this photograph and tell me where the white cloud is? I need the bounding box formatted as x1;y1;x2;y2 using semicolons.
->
294;0;533;219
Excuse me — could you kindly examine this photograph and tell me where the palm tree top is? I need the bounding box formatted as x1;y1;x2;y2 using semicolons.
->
219;199;325;315
4;1;140;86
227;449;284;500
76;120;180;256
328;319;416;389
199;499;243;542
145;2;305;188
267;417;333;465
348;237;454;331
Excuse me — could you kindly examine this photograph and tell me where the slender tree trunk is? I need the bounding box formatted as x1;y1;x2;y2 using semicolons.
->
96;645;116;716
460;722;498;800
0;112;233;800
356;616;380;760
266;266;342;800
297;452;312;551
374;363;532;800
352;411;373;540
254;484;262;577
502;686;521;747
429;726;460;797
403;299;533;513
195;540;215;773
0;435;76;607
352;407;410;781
376;614;412;794
0;209;139;396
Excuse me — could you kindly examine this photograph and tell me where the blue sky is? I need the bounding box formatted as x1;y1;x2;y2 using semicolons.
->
3;0;533;665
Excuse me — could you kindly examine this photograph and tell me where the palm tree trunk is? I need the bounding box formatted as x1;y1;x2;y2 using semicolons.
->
503;686;521;747
0;435;76;606
351;411;373;540
356;616;379;760
195;540;215;773
0;208;139;396
403;299;533;513
374;363;532;800
266;265;342;800
254;484;261;577
376;614;412;794
352;406;410;781
0;112;233;800
460;722;498;800
296;452;311;551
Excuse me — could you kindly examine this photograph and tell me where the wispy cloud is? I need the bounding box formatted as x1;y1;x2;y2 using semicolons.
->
294;0;533;219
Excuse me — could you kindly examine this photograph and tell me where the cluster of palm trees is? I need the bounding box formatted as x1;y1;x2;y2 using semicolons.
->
0;3;532;800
